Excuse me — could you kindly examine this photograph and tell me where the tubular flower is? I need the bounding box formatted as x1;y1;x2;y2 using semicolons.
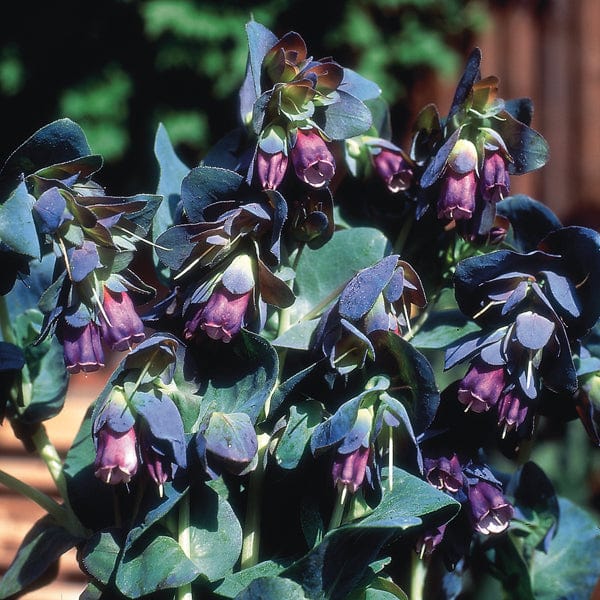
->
467;479;514;535
415;524;447;559
291;128;335;188
185;285;253;343
480;150;510;204
332;445;371;494
424;454;465;494
94;425;139;485
372;147;413;193
496;390;529;438
437;139;478;221
99;288;146;351
458;360;506;414
61;321;105;374
256;148;289;190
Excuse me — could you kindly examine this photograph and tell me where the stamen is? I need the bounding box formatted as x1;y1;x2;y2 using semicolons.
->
473;299;505;320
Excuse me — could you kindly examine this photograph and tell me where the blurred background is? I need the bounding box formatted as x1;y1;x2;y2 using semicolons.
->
1;0;599;597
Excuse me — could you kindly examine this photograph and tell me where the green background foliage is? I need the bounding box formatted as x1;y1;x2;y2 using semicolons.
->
0;0;487;195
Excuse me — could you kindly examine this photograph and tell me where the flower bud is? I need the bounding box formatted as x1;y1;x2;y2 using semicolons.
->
100;288;145;351
332;446;371;494
467;480;513;535
458;360;506;413
480;150;510;204
424;454;464;494
185;285;252;343
61;321;105;374
256;149;288;190
94;425;139;485
372;148;413;193
291;129;335;188
140;436;172;492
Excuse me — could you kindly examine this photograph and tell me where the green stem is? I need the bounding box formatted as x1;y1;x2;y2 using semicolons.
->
241;432;270;569
0;295;15;345
328;485;348;531
410;552;427;600
178;492;193;600
393;211;415;256
31;425;69;501
0;468;67;523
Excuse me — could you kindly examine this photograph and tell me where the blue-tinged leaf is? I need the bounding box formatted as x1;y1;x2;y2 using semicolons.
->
236;576;308;600
540;271;581;319
214;560;289;598
0;118;92;198
272;319;320;350
204;411;258;468
339;255;398;321
497;195;562;253
445;328;506;370
80;530;121;587
514;312;555;350
447;48;481;120
281;468;458;600
245;21;278;100
316;91;372;140
0;341;25;371
0;516;80;599
340;68;382;102
292;227;389;323
410;309;482;350
181;166;244;224
531;498;600;600
0;180;40;259
420;128;461;189
504;97;534;126
310;395;363;455
371;332;439;434
133;392;187;467
67;240;101;282
495;112;549;174
189;485;242;581
153;123;189;280
275;401;323;470
32;187;69;234
116;532;199;598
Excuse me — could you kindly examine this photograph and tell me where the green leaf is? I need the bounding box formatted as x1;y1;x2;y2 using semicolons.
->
281;468;458;600
410;309;481;350
275;401;323;470
214;560;289;598
530;498;600;600
235;576;308;599
204;411;258;469
0;179;40;258
153;123;189;281
81;530;121;586
272;319;320;350
195;331;278;425
0;516;80;599
189;485;243;581
0;118;92;198
291;227;389;323
115;533;198;598
317;91;372;140
496;112;549;174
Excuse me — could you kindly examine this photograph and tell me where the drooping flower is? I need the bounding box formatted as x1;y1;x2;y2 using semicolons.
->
496;389;529;438
256;148;289;191
185;285;253;343
332;445;372;494
61;321;105;374
94;425;139;485
424;454;465;494
437;139;478;221
467;479;514;535
480;150;510;204
457;359;506;413
100;287;146;351
415;524;447;559
371;146;413;193
291;128;335;188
